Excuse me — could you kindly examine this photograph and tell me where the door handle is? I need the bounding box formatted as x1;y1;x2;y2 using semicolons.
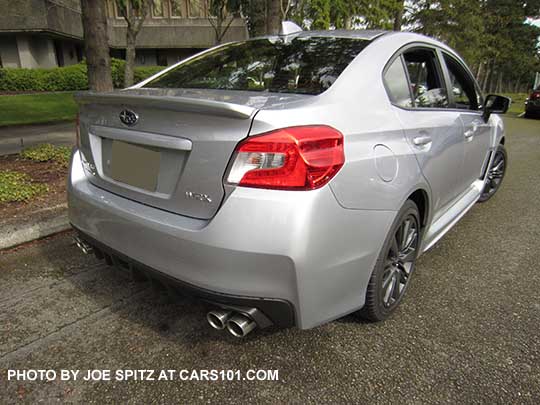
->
413;135;432;146
464;129;475;138
464;122;479;139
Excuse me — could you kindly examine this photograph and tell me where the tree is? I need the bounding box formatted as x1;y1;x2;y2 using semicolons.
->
116;0;152;87
242;0;267;37
310;0;331;29
80;0;113;92
242;0;296;37
410;0;485;67
393;0;405;31
207;0;242;44
409;0;540;93
267;0;282;34
355;0;403;29
290;0;402;30
281;0;292;19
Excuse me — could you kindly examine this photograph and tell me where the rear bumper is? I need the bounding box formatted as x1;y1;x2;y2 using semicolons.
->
68;150;395;329
74;227;294;327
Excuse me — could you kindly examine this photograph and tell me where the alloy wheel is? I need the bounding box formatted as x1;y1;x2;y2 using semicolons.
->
381;215;419;308
482;150;506;198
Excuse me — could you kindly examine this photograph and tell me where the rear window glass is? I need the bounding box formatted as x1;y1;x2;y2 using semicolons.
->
143;37;371;95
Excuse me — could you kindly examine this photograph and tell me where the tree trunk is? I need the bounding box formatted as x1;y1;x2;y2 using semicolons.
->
121;1;150;88
124;30;136;88
393;1;404;31
514;77;522;93
80;0;112;92
482;60;493;93
266;0;281;35
475;62;483;83
280;0;291;19
496;71;503;93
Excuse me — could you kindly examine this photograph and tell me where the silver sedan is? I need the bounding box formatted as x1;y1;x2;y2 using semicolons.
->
69;27;509;337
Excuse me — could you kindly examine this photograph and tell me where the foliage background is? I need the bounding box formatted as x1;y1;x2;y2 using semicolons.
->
0;60;162;92
244;0;540;93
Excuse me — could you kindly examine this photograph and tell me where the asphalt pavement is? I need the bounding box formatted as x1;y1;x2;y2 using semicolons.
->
0;116;539;403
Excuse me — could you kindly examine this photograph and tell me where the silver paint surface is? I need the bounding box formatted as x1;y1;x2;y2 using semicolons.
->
69;31;504;329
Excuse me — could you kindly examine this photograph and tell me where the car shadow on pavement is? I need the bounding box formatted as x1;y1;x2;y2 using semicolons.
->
31;235;288;346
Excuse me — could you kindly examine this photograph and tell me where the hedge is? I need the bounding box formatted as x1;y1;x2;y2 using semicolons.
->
0;59;163;92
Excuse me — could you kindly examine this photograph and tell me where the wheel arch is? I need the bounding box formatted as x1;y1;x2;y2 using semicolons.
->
407;189;430;229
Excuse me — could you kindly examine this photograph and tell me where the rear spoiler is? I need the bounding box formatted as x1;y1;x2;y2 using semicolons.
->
74;91;256;120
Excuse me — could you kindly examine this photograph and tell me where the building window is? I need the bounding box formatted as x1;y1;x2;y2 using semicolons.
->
152;0;165;17
188;0;205;17
112;0;124;18
170;0;184;17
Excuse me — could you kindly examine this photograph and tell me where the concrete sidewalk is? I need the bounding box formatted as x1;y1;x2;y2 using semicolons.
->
0;122;75;156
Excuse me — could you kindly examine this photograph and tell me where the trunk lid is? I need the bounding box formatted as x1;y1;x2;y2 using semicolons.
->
75;88;308;219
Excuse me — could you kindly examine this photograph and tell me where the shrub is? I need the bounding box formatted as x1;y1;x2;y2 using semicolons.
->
0;64;88;92
0;170;48;203
0;59;164;92
20;144;72;168
111;59;163;88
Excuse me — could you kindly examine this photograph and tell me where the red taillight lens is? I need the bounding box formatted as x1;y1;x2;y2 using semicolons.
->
227;126;345;190
531;92;540;100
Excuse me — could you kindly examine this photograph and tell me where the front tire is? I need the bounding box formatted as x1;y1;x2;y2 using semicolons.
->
359;200;420;322
478;144;507;203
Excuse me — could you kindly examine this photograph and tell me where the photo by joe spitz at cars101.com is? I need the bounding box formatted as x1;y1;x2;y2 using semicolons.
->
70;24;510;337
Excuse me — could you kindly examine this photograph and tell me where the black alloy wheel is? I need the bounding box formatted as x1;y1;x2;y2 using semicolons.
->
478;144;507;203
360;200;420;322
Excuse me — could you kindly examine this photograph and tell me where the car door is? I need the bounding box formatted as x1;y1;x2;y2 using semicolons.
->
441;52;492;189
385;46;466;216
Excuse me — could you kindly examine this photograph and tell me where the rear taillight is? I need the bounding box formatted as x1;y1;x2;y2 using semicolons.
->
227;126;345;190
531;92;540;100
75;112;81;149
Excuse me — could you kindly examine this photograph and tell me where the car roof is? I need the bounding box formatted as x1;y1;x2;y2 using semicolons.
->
251;29;389;42
291;29;388;40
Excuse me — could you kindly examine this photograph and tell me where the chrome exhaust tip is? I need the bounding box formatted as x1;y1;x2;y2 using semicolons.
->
73;236;93;255
206;309;233;330
226;314;257;338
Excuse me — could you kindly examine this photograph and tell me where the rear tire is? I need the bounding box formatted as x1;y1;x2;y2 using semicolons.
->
478;144;507;203
359;200;420;322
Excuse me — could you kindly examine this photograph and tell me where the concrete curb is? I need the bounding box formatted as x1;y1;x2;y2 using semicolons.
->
0;204;70;250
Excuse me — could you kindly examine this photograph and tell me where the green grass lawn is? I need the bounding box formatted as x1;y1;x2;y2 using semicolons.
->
0;92;77;127
502;93;528;116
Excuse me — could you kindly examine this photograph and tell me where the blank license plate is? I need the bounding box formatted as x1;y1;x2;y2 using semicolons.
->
110;141;161;192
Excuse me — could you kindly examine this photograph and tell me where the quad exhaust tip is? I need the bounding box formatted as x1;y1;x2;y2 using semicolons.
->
206;310;257;337
73;236;93;255
207;309;233;330
226;314;257;338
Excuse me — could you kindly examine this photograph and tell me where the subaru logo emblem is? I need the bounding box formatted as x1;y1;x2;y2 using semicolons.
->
119;109;138;126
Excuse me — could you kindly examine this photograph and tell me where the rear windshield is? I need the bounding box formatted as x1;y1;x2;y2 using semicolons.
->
143;36;371;95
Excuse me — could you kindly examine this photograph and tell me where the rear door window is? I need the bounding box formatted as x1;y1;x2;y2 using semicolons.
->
143;36;372;95
403;48;448;108
384;57;413;108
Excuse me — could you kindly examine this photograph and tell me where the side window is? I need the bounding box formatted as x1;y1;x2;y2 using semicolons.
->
443;54;481;110
403;48;448;108
384;57;413;108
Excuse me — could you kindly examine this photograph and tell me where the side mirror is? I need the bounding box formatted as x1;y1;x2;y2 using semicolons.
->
483;94;511;122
